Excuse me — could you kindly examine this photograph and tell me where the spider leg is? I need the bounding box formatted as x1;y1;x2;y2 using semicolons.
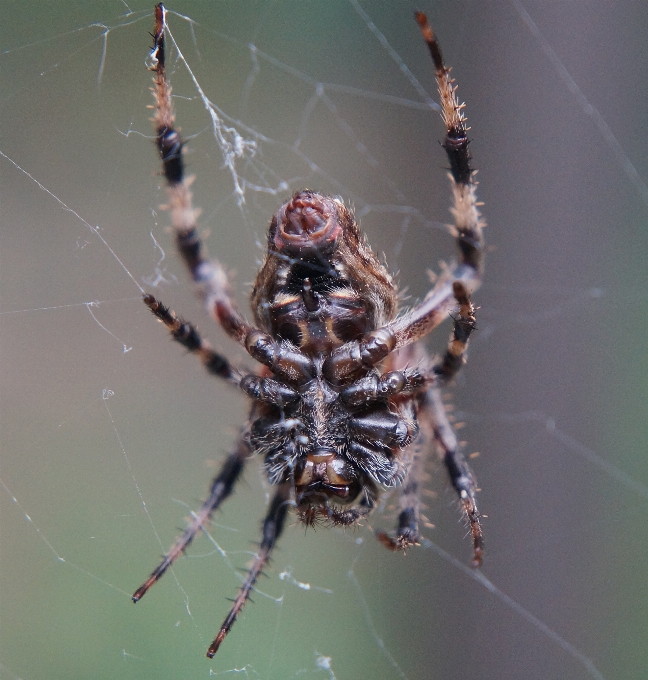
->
148;7;316;386
132;437;249;603
377;386;482;564
328;13;485;382
367;344;425;551
143;293;244;385
150;6;251;340
376;282;478;554
380;15;484;350
338;368;428;407
376;388;482;564
336;282;475;409
206;482;291;658
376;429;424;552
432;281;477;384
417;282;482;564
144;293;310;408
424;385;483;567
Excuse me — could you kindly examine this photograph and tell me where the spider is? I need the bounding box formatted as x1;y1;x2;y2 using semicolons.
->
133;5;485;659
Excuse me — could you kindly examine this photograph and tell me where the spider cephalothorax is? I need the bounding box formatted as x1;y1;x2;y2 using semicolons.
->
133;5;485;659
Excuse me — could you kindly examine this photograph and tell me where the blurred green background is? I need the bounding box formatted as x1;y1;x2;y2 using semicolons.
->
2;1;648;679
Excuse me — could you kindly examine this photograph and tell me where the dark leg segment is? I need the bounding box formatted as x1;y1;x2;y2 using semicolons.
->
373;18;485;563
132;438;249;603
339;368;428;408
321;15;484;378
207;482;291;658
415;11;483;271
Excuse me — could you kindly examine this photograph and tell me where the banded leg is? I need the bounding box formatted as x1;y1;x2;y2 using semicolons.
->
322;15;484;382
207;482;291;658
335;280;476;406
371;345;428;551
149;6;315;385
423;386;483;567
432;281;477;383
132;437;249;603
338;368;428;408
379;14;484;350
149;5;253;345
143;293;244;385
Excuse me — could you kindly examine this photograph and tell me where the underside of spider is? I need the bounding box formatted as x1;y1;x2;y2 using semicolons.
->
133;4;485;659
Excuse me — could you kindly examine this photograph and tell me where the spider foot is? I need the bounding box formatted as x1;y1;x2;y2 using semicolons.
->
376;530;420;553
461;495;484;568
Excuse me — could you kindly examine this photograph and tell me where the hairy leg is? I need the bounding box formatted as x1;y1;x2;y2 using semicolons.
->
133;437;250;602
207;482;291;657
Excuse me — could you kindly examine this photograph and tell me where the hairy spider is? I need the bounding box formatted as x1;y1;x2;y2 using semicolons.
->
133;5;485;658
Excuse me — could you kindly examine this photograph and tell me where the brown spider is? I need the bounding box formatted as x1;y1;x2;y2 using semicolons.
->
133;4;485;659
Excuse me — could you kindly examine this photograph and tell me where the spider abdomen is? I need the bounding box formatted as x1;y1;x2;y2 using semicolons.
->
251;191;398;347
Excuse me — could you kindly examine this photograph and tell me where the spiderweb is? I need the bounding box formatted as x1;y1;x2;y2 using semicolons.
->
2;2;648;679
